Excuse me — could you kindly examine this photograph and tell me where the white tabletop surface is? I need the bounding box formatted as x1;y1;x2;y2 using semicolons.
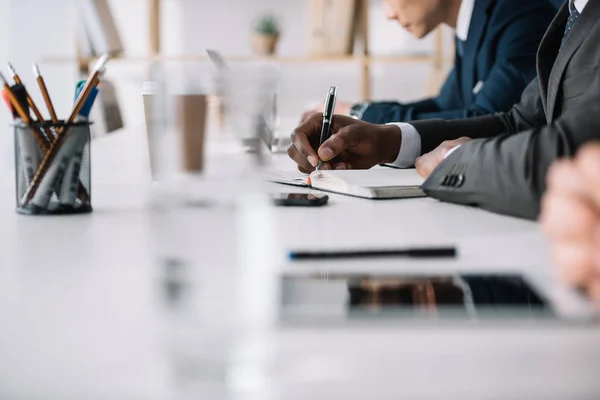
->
0;127;598;400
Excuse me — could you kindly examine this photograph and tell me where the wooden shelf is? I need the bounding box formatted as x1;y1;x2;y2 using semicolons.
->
40;54;441;65
65;0;450;100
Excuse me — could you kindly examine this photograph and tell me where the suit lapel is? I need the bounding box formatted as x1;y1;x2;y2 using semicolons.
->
546;1;600;122
536;2;569;117
460;0;493;104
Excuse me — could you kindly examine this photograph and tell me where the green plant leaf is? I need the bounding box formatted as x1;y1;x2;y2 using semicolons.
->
254;14;281;35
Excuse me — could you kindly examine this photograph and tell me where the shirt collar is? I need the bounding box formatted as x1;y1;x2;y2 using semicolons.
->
571;0;589;13
456;0;475;41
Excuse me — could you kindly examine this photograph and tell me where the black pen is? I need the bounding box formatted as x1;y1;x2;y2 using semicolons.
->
288;247;457;260
316;86;337;170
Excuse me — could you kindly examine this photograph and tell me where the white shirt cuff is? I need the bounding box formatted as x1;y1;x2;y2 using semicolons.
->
445;145;462;159
387;123;421;168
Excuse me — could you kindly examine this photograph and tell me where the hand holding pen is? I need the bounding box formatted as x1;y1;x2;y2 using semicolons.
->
288;111;403;172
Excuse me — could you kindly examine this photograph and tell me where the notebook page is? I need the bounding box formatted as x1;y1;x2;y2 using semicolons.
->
266;171;310;187
317;169;424;188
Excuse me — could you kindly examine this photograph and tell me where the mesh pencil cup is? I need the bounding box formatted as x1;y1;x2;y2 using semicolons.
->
14;121;93;215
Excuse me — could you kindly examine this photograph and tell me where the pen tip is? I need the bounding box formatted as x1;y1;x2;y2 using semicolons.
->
32;63;41;77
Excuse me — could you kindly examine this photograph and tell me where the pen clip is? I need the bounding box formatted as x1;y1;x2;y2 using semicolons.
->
323;86;337;117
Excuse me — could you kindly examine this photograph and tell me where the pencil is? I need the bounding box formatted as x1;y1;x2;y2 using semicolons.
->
0;72;50;150
33;64;58;124
7;63;47;125
21;55;109;205
68;54;109;123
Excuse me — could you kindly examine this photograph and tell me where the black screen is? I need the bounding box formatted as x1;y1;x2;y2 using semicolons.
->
280;273;554;323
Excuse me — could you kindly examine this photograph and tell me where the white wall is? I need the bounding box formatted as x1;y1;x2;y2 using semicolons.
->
1;0;453;151
0;0;12;173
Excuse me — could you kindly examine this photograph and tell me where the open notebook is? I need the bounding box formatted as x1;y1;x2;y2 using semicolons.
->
268;169;426;199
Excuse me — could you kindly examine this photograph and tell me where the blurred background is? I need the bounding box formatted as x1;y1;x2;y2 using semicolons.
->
0;0;454;170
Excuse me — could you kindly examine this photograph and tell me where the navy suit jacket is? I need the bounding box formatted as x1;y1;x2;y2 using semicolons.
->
361;0;558;124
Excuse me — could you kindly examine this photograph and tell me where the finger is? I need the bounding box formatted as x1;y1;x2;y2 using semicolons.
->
415;156;429;179
551;241;596;286
333;162;352;170
298;165;312;174
287;143;315;172
319;124;366;162
442;137;472;155
587;278;600;309
546;159;586;194
415;154;440;179
540;192;597;240
291;114;323;167
576;143;600;208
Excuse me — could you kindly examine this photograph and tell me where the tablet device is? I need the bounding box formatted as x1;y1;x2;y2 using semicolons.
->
279;272;593;324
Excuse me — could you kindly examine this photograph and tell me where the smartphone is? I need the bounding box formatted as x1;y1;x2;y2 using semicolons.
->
271;193;329;207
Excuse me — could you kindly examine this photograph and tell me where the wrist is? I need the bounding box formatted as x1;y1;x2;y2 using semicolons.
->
380;124;402;164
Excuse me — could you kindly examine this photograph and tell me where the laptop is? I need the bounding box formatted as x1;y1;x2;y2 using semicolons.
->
206;49;291;153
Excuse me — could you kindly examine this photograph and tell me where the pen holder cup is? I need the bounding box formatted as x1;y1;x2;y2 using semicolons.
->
14;121;93;215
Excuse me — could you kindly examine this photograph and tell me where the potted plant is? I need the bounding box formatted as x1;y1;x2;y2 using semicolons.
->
252;14;281;56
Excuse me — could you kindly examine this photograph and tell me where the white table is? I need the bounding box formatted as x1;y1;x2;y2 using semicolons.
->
0;128;598;400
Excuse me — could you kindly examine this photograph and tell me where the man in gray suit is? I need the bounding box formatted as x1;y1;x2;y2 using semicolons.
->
288;0;599;220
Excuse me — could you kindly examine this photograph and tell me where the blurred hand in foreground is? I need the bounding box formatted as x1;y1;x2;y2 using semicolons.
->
540;143;600;308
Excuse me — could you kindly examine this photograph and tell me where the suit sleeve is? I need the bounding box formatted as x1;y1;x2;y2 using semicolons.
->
411;77;545;154
361;68;461;124
366;40;542;125
442;1;555;120
421;73;600;221
362;0;553;125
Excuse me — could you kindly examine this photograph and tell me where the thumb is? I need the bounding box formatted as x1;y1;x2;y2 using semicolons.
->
318;125;365;162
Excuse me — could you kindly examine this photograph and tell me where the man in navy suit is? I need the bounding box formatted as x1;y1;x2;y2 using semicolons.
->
304;0;557;124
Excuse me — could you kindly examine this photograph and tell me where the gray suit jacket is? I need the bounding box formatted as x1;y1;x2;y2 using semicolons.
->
413;1;600;220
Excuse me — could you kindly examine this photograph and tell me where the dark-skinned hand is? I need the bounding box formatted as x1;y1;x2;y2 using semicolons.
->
287;113;402;173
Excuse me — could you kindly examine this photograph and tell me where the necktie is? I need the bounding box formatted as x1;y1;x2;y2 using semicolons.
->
561;5;581;48
456;37;465;57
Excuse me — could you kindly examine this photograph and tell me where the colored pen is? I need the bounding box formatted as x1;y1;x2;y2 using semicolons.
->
8;63;55;144
58;82;99;207
33;63;58;124
1;90;14;117
0;76;31;124
2;85;49;188
21;54;108;205
288;247;457;260
75;86;99;119
0;73;49;150
7;63;46;124
316;86;337;171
